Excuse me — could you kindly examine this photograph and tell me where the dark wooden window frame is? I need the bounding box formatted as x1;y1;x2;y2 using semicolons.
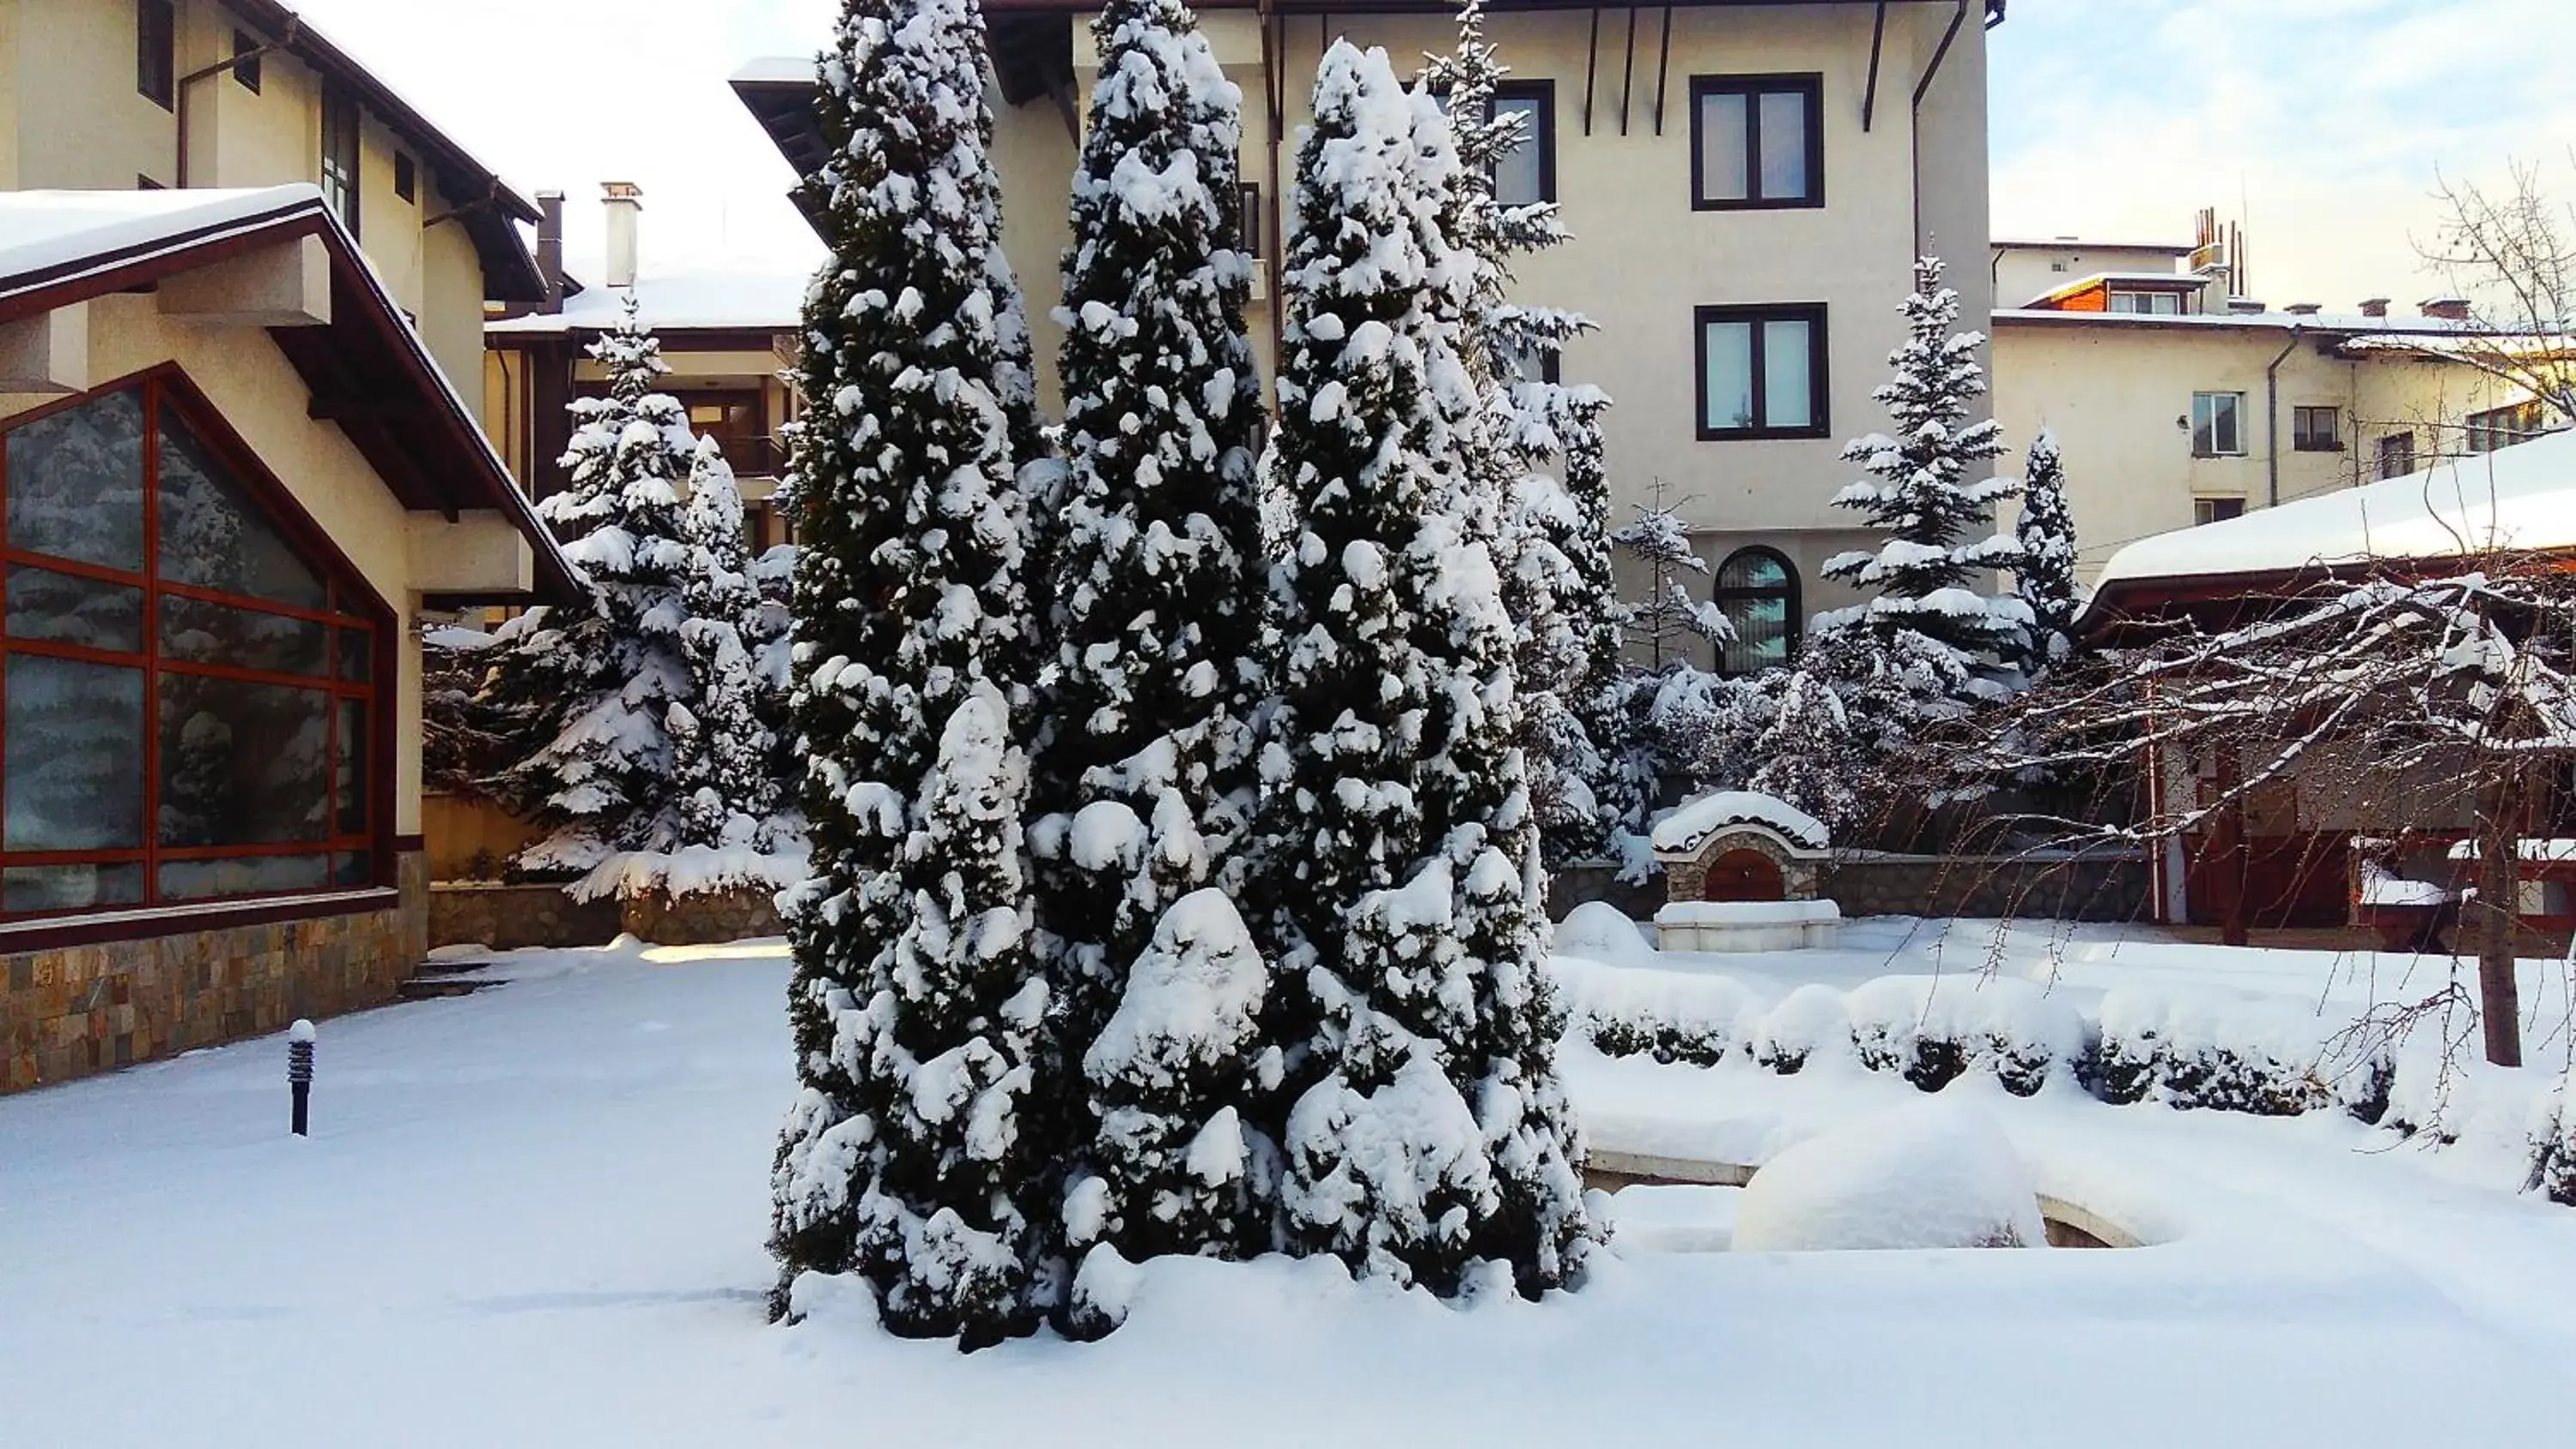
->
1492;79;1557;207
0;367;397;927
320;87;362;241
1713;545;1801;676
137;0;177;110
2292;404;2342;452
233;28;263;93
1688;74;1825;211
1694;303;1831;442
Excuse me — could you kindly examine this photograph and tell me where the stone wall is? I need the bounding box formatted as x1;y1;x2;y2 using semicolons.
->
428;883;621;952
2;852;428;1094
428;882;783;952
1821;852;2152;924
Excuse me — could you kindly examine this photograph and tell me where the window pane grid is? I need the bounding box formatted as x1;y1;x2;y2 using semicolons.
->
0;374;388;919
1692;76;1821;209
1697;305;1829;440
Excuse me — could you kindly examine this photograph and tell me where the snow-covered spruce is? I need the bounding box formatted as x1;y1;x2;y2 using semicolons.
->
1033;0;1275;1277
1253;42;1592;1296
1420;1;1625;869
1818;255;2029;693
2012;427;2080;679
1064;888;1280;1335
769;0;1052;1350
485;298;702;878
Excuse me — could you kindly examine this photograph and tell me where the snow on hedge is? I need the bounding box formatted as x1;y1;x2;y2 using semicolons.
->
1733;1100;2045;1252
2097;986;2390;1119
1845;974;2092;1097
1555;955;1757;1066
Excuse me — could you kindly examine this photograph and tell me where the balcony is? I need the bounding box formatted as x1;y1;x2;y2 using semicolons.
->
710;433;787;479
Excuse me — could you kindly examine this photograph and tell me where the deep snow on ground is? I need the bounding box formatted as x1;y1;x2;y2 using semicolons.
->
4;930;2574;1447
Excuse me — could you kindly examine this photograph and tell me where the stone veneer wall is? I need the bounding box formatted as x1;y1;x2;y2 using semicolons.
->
1;851;428;1094
428;882;783;952
1820;852;2151;924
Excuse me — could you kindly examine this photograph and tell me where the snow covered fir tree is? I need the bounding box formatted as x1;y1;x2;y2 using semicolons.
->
666;438;790;858
483;300;705;880
1818;255;2029;697
1421;0;1627;870
1253;39;1593;1297
1035;0;1278;1293
2012;428;2080;678
767;0;1054;1349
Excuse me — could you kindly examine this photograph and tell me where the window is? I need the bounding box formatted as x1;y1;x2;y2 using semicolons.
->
2194;497;2246;527
394;153;417;205
0;374;388;919
1691;75;1822;209
137;0;175;110
2191;391;2245;457
1491;81;1555;207
2293;405;2342;452
136;174;165;191
1714;548;1800;675
321;88;361;240
233;29;263;93
1696;305;1827;440
1236;182;1262;255
2109;289;2183;315
2378;431;2418;480
2466;401;2545;454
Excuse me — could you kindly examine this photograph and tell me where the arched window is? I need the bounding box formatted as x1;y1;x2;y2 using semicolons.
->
0;372;392;919
1714;546;1799;675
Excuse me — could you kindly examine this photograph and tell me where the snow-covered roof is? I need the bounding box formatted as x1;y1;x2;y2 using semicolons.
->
487;268;811;336
0;187;325;288
2094;427;2576;593
0;185;580;605
730;56;816;85
1649;791;1831;858
1995;306;2485;337
1993;236;2196;255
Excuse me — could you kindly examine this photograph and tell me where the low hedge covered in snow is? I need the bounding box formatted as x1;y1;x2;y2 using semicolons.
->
1552;936;2394;1125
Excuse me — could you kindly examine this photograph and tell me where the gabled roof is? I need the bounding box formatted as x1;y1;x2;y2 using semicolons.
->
0;186;579;604
2088;427;2576;618
223;1;545;303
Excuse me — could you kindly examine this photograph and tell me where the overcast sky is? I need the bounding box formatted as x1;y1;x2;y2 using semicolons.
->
297;0;2574;308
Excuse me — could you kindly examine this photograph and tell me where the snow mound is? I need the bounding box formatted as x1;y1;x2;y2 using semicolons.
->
1607;1184;1740;1254
1844;974;2093;1096
1551;901;1656;964
1553;956;1756;1066
1734;1100;2044;1252
1649;791;1830;855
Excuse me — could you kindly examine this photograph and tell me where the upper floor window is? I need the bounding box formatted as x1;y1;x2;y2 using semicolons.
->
233;29;263;94
0;374;389;919
1491;81;1555;207
321;88;362;240
1698;305;1828;440
2109;289;2183;315
2378;430;2417;480
1236;181;1263;255
1691;75;1822;209
2466;401;2545;454
394;153;417;206
1714;547;1800;675
2293;405;2342;452
137;0;176;110
2191;391;2245;457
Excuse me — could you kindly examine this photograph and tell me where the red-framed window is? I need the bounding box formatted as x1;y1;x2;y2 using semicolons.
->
0;369;393;920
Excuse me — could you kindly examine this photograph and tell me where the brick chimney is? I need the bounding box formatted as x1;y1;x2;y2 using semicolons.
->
2359;298;2391;318
2420;297;2470;321
2284;303;2322;317
533;190;565;312
602;181;643;290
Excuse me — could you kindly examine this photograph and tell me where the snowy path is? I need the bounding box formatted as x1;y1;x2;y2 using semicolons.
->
3;938;2572;1447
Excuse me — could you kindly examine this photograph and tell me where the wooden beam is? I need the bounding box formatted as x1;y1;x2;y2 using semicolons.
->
307;397;424;421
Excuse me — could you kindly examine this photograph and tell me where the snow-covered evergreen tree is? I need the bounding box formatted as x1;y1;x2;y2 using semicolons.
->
2013;428;2080;678
487;299;700;876
1254;41;1591;1296
665;438;782;857
1036;0;1276;1275
1421;2;1623;867
1612;494;1730;668
1820;256;2027;685
768;0;1052;1350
